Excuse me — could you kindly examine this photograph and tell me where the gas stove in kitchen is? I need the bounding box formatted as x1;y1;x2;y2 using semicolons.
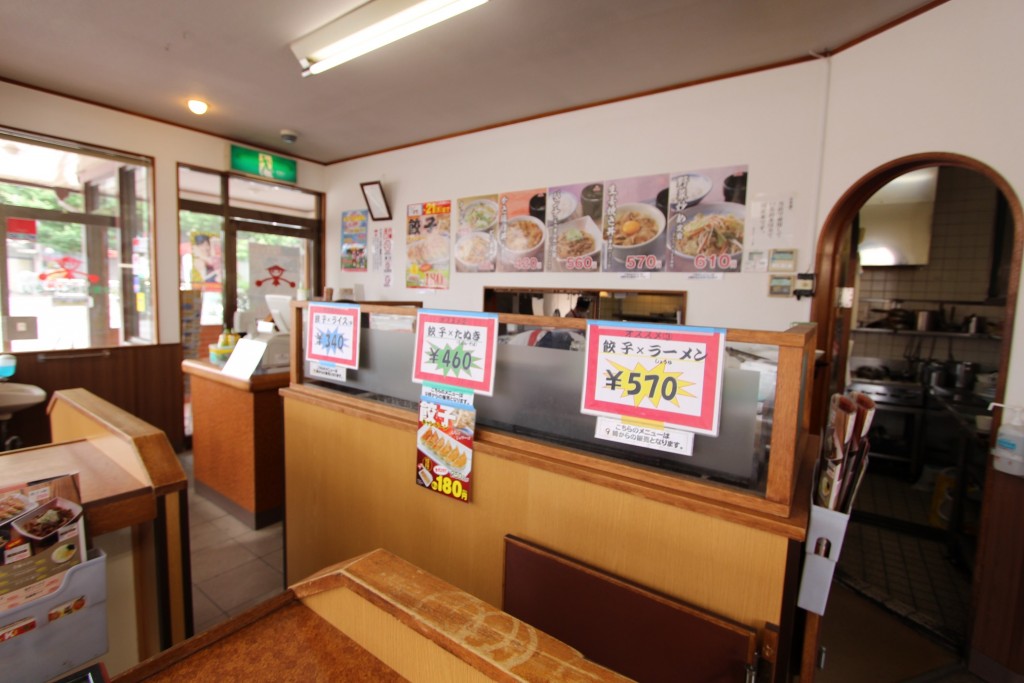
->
847;379;925;408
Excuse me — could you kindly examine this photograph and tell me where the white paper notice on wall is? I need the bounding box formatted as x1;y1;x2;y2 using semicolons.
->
744;193;797;271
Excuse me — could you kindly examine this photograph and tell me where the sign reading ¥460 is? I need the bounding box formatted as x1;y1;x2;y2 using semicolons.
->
230;145;297;184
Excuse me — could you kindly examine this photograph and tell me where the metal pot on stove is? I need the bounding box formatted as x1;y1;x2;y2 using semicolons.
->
926;361;949;388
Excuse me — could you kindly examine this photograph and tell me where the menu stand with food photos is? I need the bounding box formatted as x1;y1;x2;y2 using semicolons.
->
412;310;499;503
0;473;110;683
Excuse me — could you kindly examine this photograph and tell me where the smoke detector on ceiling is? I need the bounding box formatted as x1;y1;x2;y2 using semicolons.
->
280;129;298;144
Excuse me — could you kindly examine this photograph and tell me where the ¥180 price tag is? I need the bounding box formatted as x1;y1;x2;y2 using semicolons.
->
416;394;475;503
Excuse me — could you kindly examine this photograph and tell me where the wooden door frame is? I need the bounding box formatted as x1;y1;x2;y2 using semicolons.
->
808;152;1023;674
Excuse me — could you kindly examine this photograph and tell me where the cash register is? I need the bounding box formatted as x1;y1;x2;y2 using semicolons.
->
230;294;292;374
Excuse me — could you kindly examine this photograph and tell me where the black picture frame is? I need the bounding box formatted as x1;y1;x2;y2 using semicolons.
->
360;181;392;221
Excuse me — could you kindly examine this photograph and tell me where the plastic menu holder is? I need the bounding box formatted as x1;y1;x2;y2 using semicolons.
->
0;548;107;683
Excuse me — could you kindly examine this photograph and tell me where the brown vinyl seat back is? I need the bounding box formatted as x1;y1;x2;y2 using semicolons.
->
503;535;765;682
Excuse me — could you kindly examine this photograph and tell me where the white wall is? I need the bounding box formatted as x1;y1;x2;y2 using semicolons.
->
324;61;829;330
0;80;327;344
819;0;1024;403
2;0;1021;394
324;0;1024;399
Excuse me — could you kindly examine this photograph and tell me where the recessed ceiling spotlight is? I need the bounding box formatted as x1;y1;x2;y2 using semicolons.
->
187;99;209;115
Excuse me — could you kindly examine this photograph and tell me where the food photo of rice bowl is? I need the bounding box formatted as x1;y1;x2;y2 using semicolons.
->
499;215;546;270
551;216;602;271
671;172;713;208
454;231;497;272
610;202;666;267
668;202;745;271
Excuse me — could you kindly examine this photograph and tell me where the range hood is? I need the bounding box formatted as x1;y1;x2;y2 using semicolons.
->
857;168;937;266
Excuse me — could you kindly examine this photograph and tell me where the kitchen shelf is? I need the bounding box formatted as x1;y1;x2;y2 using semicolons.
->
852;327;1001;340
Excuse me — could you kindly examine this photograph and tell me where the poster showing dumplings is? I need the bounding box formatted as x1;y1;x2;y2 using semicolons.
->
454;194;498;272
602;173;670;273
545;182;604;273
406;200;451;289
665;165;748;273
416;397;475;503
496;188;546;272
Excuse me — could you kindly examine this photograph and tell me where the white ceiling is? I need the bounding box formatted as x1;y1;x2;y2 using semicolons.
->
0;0;936;164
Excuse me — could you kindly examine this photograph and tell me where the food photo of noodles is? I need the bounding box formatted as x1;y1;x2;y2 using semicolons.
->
459;198;498;232
669;202;745;272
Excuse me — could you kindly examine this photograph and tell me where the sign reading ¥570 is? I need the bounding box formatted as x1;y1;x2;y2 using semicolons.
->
230;145;297;184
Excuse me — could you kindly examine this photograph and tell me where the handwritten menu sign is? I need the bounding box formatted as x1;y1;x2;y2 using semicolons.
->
306;302;360;373
412;310;498;395
416;397;476;503
581;321;726;436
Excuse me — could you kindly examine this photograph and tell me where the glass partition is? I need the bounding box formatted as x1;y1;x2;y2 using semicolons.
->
300;316;795;495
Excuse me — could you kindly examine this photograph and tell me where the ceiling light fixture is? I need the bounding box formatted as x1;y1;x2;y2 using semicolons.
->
187;99;209;115
290;0;488;77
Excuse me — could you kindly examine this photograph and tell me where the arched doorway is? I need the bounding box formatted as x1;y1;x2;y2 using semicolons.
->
809;153;1023;678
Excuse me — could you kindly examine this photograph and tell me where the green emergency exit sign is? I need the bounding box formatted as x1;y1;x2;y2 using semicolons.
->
230;145;297;184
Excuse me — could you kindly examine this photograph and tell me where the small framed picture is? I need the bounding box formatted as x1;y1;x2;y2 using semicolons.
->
769;274;795;297
360;181;392;221
768;248;797;272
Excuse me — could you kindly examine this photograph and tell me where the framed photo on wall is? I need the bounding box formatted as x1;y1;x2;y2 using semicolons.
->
361;181;392;221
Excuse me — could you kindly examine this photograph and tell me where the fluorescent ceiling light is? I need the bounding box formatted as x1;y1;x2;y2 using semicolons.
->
291;0;487;76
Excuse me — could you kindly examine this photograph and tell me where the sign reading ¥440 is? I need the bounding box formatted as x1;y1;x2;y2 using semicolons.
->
230;145;297;184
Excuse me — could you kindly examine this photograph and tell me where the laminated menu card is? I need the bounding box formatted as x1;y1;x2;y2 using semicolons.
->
0;473;86;611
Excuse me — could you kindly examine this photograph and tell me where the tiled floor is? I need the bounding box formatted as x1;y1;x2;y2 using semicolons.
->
838;471;973;649
179;452;286;634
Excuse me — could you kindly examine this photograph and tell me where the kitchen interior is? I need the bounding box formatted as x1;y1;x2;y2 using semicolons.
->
837;165;1010;653
485;287;686;324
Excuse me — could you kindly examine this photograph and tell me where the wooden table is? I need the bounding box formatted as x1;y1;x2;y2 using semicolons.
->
182;359;289;528
114;548;627;682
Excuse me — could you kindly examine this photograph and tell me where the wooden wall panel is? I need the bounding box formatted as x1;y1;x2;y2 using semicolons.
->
971;468;1024;674
284;397;790;631
7;344;185;452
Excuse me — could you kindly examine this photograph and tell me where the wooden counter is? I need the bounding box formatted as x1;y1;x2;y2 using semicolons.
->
182;359;289;528
1;388;190;676
282;306;817;681
114;548;626;682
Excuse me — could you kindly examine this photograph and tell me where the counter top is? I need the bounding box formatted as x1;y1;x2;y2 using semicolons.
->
0;439;153;536
115;548;627;682
182;358;290;393
283;383;814;541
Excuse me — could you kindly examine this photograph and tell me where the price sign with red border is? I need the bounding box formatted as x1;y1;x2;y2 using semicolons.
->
412;309;498;395
581;321;725;436
306;303;360;368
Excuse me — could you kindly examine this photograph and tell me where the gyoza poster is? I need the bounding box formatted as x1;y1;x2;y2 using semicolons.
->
416;396;475;503
406;201;451;289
